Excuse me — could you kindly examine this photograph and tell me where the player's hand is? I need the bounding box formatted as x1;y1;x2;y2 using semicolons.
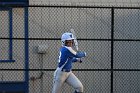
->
76;58;82;63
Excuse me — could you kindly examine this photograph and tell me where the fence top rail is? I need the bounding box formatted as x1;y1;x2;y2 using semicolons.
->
1;5;140;9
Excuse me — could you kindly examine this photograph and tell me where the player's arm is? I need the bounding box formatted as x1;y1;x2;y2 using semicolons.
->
76;51;86;58
72;57;82;63
66;47;86;58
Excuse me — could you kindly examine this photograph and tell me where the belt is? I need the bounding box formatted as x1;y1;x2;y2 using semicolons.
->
61;69;71;72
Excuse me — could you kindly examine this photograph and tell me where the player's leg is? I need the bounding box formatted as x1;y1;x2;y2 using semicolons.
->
52;69;67;93
52;79;63;93
66;72;83;93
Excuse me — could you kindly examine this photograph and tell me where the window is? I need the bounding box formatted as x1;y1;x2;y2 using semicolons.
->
0;8;15;62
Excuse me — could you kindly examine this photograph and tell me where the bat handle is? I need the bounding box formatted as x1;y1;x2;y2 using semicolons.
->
79;58;82;63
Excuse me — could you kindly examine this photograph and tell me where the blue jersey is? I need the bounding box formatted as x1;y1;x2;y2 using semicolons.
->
58;46;86;70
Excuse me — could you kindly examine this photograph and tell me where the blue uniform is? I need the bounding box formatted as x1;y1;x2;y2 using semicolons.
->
52;46;86;93
58;46;86;70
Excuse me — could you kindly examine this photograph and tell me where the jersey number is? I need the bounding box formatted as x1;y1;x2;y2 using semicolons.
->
58;51;62;63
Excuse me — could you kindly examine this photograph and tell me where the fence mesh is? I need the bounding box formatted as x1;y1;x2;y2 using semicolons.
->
0;6;140;93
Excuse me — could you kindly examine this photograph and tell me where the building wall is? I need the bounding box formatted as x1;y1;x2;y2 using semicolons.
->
27;7;140;93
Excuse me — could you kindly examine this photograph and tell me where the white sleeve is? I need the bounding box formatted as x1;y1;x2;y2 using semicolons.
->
65;46;76;55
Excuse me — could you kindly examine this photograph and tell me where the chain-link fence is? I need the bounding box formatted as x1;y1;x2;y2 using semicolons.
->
0;5;140;93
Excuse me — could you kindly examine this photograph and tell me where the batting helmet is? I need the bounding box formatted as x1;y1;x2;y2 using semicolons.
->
61;32;74;46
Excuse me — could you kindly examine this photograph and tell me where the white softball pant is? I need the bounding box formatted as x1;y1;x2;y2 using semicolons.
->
52;68;83;93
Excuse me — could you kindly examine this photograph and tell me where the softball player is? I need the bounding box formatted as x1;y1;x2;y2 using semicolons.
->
52;32;86;93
